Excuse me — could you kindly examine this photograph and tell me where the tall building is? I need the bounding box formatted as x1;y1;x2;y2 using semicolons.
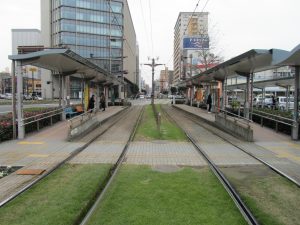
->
41;0;138;98
173;12;209;84
159;67;173;93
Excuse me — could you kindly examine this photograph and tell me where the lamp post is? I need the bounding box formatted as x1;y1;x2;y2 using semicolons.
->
144;58;164;105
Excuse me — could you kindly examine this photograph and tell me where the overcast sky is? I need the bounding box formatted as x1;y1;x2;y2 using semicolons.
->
1;0;300;85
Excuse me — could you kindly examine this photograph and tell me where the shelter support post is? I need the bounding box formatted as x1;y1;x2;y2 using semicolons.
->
292;66;300;140
250;73;254;120
66;76;70;106
190;86;194;107
244;75;250;120
286;86;290;111
59;74;62;107
95;83;100;112
84;80;90;112
61;76;66;121
105;86;109;108
11;60;17;139
262;88;266;108
222;80;226;110
16;61;25;139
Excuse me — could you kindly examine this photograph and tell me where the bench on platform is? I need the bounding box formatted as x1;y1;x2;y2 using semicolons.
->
64;107;78;118
75;105;84;114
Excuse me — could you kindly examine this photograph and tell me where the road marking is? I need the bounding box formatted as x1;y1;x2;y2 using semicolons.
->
18;142;45;145
28;154;49;158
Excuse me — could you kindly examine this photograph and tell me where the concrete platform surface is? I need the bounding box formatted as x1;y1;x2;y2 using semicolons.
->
0;106;125;202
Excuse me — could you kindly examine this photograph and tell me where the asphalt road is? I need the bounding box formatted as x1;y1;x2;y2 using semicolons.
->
0;104;59;114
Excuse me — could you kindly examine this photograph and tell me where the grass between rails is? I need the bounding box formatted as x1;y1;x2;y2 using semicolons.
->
87;165;247;225
134;105;187;141
222;166;300;225
0;164;111;225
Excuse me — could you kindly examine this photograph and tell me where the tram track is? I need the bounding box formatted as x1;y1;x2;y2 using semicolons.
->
171;105;300;188
78;105;144;225
0;106;143;209
161;105;259;225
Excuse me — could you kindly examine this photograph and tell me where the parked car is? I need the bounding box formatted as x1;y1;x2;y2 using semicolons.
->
0;94;6;99
139;95;145;99
34;96;43;100
253;95;273;107
4;93;12;100
23;94;33;100
277;96;294;110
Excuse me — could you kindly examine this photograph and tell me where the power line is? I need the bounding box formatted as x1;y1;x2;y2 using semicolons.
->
139;0;151;56
148;0;154;56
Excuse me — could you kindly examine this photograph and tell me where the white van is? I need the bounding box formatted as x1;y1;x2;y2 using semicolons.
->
253;94;273;107
277;97;294;110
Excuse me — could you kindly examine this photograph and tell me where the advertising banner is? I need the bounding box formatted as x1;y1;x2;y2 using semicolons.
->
183;36;209;49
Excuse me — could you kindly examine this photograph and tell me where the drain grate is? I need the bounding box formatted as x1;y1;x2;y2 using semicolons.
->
0;166;23;179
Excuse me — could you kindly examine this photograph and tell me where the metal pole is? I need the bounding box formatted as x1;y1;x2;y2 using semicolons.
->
16;61;24;139
59;74;62;107
32;70;34;96
11;60;17;139
244;75;250;119
250;73;254;120
152;58;155;105
292;66;299;140
66;76;70;106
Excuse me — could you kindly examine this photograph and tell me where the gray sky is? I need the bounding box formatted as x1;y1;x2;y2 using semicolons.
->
1;0;300;85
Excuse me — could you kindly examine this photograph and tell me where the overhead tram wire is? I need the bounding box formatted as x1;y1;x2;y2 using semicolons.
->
139;0;151;57
148;0;155;56
106;0;136;58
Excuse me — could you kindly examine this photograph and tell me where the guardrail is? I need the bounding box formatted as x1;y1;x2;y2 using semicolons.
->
251;111;296;131
218;108;252;128
21;108;64;131
68;108;97;130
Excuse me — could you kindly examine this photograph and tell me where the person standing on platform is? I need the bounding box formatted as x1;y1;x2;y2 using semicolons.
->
88;95;95;113
100;92;106;111
206;93;212;113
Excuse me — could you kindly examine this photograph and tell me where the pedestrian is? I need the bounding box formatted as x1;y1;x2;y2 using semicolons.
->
272;95;276;110
206;93;212;113
100;92;106;111
88;95;95;112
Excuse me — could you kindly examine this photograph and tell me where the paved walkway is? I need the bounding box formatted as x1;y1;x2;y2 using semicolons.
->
173;104;300;183
0;106;125;202
126;141;207;166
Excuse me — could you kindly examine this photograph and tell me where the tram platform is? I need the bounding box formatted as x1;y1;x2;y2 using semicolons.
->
0;106;126;202
173;104;300;184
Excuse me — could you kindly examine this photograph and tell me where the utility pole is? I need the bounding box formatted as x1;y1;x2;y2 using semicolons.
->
144;58;164;105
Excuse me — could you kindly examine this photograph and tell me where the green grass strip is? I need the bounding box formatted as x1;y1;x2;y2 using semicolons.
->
135;105;186;141
87;165;247;225
0;164;111;225
222;166;300;225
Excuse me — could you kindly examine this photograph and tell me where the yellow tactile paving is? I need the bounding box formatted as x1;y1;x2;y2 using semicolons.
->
18;142;45;145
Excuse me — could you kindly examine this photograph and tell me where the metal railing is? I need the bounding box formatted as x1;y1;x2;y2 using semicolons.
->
68;108;97;130
217;108;252;128
21;108;64;131
251;110;297;131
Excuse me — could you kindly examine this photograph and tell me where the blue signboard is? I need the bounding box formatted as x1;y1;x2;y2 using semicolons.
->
183;37;209;49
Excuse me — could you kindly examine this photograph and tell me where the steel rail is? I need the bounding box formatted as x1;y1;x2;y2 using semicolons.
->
79;106;145;225
161;106;259;225
0;106;134;208
172;106;300;188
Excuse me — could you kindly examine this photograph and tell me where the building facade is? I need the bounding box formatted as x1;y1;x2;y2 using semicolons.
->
41;0;138;98
159;67;173;93
173;12;208;84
